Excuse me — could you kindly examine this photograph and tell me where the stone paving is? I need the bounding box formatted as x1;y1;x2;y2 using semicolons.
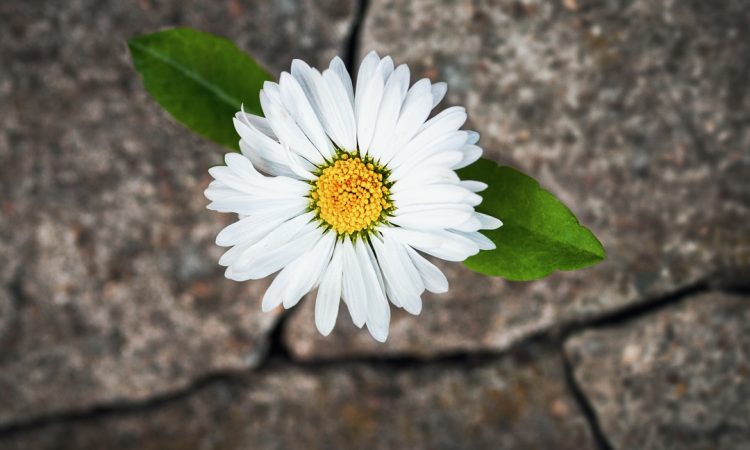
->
1;0;748;449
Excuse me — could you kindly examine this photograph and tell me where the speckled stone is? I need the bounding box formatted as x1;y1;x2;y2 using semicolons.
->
565;292;750;449
284;0;750;358
0;0;354;426
0;345;597;450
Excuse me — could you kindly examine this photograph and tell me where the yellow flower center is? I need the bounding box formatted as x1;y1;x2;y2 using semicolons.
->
310;153;391;235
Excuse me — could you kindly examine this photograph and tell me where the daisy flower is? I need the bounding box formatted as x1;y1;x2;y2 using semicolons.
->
205;51;502;342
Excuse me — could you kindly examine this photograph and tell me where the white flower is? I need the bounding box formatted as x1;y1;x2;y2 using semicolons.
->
205;51;502;342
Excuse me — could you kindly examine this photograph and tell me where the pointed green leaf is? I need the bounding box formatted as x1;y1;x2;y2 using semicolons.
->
459;158;605;281
128;27;272;151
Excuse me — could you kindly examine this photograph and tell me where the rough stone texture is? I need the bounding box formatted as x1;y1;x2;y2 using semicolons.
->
284;0;750;358
565;292;750;449
0;0;355;426
0;345;597;450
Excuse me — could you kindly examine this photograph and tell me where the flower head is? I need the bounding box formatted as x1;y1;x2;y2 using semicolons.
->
205;52;502;342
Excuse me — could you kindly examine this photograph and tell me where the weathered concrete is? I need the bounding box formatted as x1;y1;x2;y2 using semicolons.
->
566;292;750;450
285;0;750;358
0;345;597;450
0;0;355;425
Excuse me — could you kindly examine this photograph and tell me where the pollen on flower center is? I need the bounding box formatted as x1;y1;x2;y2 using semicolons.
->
310;153;392;235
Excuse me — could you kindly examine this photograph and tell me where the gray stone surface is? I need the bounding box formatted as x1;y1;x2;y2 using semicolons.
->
0;0;354;426
284;0;750;358
565;292;750;450
0;345;597;450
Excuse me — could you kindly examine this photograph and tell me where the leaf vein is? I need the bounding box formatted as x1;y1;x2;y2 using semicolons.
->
130;40;242;111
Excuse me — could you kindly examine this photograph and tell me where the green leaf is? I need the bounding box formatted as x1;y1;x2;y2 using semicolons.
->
128;27;272;151
459;158;605;281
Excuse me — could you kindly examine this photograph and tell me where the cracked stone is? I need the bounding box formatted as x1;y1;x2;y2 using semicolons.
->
284;0;750;358
565;292;750;449
0;345;597;450
0;0;355;426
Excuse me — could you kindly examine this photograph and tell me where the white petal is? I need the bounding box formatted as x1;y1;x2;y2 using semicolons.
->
379;226;443;250
460;180;488;192
231;227;320;281
207;166;253;194
405;78;432;99
204;180;237;201
417;150;464;170
355;239;390;334
393;184;482;208
224;152;260;179
378;56;394;81
356;70;385;155
368;64;409;160
233;118;297;177
236;107;276;139
218;240;254;267
465;130;480;145
419;106;467;135
259;231;332;311
355;51;381;102
392;132;468;179
341;237;367;327
279;72;335;158
405;246;449;294
390;107;467;169
207;195;309;216
321;69;357;150
450;214;483;232
282;143;317;181
387;228;478;262
452;144;483;169
261;91;326;166
216;213;287;247
452;230;495;250
380;90;432;163
315;243;344;335
390;167;460;193
292;59;356;151
476;212;503;229
417;230;480;262
238;139;298;178
431;82;447;107
390;205;474;230
329;56;354;106
372;236;423;315
229;213;317;277
261;268;290;312
281;231;336;309
366;320;389;343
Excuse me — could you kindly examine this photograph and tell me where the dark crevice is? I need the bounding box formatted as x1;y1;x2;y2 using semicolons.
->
266;343;537;372
2;283;745;438
343;0;370;73
560;281;710;338
0;371;244;439
0;347;520;439
264;308;294;362
0;271;26;364
559;343;614;450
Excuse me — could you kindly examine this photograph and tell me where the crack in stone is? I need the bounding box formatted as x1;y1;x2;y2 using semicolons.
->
5;284;746;437
0;271;26;365
343;0;370;73
0;345;525;438
3;3;747;432
559;343;614;450
264;308;294;362
0;371;244;439
560;281;710;337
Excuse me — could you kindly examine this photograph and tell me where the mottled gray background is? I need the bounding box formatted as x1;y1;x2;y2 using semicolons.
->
1;0;749;449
